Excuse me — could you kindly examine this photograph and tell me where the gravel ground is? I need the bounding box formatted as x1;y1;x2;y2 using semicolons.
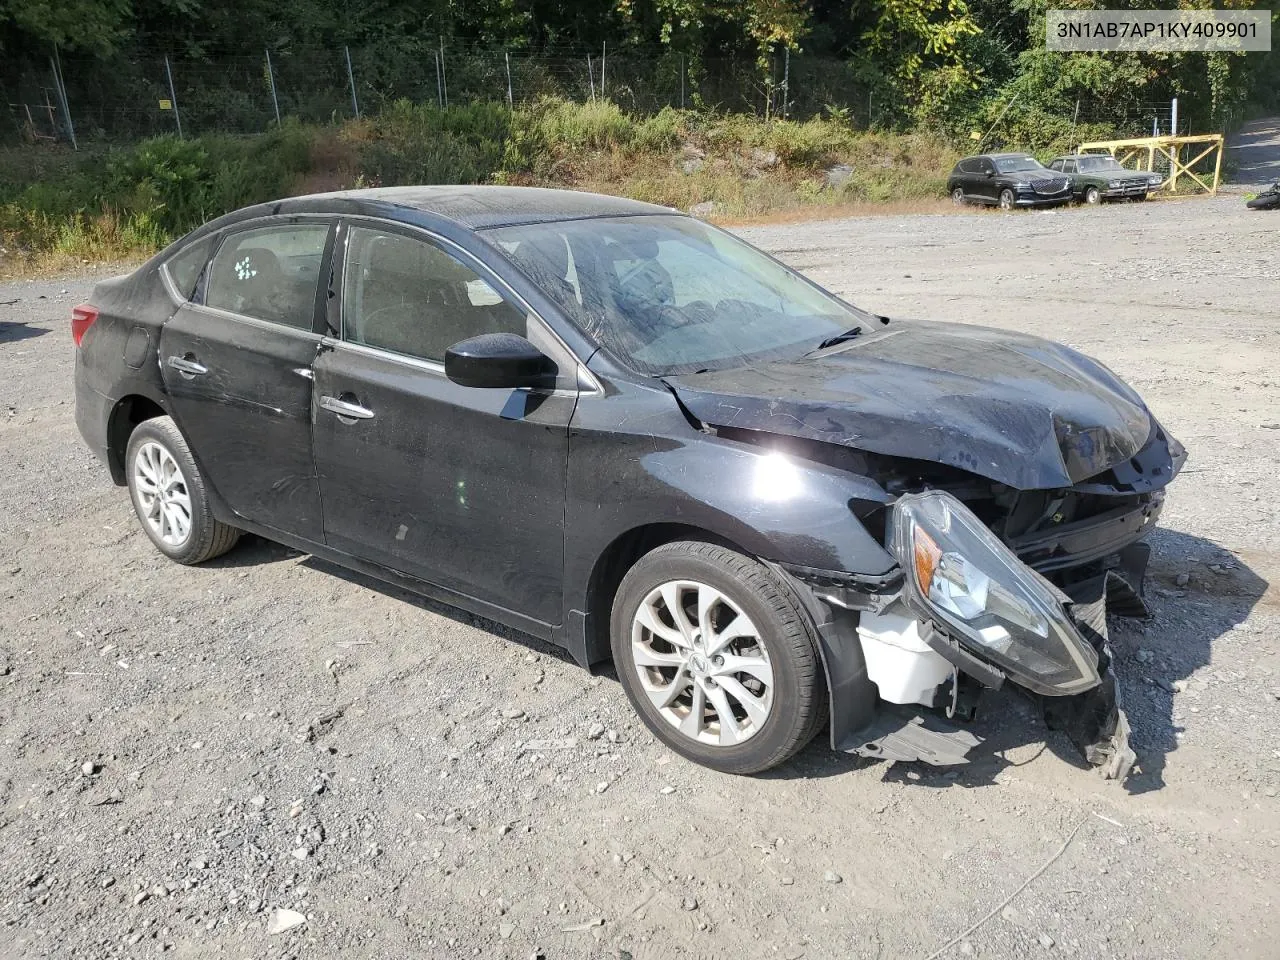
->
2;194;1278;960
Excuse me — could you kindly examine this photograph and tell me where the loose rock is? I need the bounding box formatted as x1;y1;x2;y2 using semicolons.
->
266;908;307;935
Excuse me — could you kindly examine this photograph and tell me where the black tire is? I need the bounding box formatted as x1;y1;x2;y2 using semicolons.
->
1084;185;1101;205
124;415;240;565
998;189;1015;211
1246;192;1280;210
951;187;966;205
610;540;827;775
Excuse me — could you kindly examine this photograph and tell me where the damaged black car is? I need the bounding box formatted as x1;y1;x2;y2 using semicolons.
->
73;187;1184;780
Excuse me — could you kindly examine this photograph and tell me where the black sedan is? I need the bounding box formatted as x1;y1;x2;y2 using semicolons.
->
1048;154;1165;204
947;153;1073;210
73;186;1184;779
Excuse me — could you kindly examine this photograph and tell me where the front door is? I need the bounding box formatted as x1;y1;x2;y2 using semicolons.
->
974;157;999;202
311;222;577;627
159;218;332;541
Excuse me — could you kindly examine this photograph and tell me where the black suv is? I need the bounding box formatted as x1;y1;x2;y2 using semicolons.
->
948;153;1073;210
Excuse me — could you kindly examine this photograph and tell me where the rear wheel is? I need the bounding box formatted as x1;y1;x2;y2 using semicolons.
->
951;187;966;205
125;416;240;564
610;541;826;775
1084;185;1101;205
998;189;1015;211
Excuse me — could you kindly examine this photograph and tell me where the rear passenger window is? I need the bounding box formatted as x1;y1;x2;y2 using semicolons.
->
164;236;213;301
205;223;330;330
342;227;526;362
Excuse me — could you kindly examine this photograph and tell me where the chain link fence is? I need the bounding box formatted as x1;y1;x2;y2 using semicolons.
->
5;40;1192;151
5;42;889;146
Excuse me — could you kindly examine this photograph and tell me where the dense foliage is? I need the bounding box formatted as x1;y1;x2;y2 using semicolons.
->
0;101;963;268
3;0;1276;138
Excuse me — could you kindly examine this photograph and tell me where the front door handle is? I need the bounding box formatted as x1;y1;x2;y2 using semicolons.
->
319;394;375;421
166;355;208;378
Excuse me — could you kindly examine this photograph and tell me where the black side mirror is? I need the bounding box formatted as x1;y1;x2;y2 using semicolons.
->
444;333;557;389
985;170;995;178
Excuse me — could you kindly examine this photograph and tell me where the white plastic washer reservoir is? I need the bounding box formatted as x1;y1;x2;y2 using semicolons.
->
856;610;953;706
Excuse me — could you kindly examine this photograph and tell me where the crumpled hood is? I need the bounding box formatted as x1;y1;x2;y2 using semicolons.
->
666;320;1165;490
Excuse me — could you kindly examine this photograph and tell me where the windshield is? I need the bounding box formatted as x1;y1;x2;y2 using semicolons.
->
484;215;870;376
994;156;1045;173
1078;156;1125;173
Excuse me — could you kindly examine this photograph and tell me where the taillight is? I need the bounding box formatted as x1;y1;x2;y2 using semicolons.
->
71;304;99;347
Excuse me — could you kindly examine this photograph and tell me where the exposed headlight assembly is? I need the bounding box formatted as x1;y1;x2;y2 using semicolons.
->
1107;180;1123;188
891;491;1100;696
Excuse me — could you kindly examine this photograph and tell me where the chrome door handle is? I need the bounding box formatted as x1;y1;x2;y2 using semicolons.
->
166;355;208;377
319;395;375;420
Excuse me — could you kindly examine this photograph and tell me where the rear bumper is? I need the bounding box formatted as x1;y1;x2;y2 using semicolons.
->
74;358;113;468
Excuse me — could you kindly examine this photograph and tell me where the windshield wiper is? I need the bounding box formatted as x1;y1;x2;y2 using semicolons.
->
812;326;863;353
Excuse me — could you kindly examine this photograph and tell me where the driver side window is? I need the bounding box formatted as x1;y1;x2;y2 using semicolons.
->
342;226;526;362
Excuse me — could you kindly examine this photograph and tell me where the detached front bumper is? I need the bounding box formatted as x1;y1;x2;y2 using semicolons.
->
789;545;1146;782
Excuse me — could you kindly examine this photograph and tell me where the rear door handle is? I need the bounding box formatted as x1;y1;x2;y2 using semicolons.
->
319;395;375;420
166;355;208;378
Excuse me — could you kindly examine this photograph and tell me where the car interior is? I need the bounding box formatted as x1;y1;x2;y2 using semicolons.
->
343;230;525;360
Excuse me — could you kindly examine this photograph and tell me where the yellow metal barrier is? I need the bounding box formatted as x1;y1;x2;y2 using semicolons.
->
1076;134;1224;194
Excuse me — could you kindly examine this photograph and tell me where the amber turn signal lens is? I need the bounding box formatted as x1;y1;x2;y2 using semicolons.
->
912;526;942;593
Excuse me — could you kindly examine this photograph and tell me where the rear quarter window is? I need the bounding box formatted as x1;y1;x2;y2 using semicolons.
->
164;236;214;301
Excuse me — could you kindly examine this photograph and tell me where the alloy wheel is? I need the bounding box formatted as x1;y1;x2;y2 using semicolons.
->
630;579;774;746
133;441;193;547
951;187;965;205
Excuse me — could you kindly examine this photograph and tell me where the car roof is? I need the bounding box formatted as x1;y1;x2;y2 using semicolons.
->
983;153;1034;160
250;186;675;231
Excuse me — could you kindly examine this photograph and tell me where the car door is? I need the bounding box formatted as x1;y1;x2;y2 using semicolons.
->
1060;158;1079;196
311;221;578;627
974;157;998;202
159;217;333;542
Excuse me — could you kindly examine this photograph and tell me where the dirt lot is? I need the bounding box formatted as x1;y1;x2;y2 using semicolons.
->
2;194;1278;960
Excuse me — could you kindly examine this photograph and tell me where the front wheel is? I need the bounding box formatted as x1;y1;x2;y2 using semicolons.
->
610;541;826;775
1084;185;1101;205
125;416;240;564
998;189;1015;211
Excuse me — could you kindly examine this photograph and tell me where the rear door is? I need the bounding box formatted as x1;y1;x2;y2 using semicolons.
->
159;217;333;541
311;221;578;627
